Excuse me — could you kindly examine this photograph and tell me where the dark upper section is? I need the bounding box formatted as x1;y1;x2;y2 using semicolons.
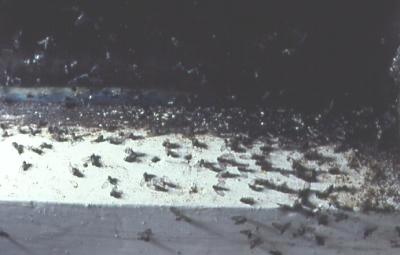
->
0;0;398;110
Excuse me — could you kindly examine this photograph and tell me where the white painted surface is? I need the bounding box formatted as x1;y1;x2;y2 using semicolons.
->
0;126;398;254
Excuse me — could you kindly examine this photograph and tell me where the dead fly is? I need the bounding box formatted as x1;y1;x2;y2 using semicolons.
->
231;216;247;225
226;138;246;153
240;197;256;206
108;136;124;145
166;149;180;158
219;171;240;179
110;188;123;199
71;167;84;178
328;167;341;175
153;179;178;192
238;167;256;173
12;142;24;154
137;228;153;242
162;139;180;149
248;183;264;192
269;250;282;255
253;178;297;194
272;222;291;234
363;226;378;239
189;185;198;194
40;142;53;150
395;226;400;237
90;154;103;167
278;202;315;217
191;138;208;149
22;161;32;171
31;147;44;155
128;133;144;140
108;176;119;185
212;185;230;194
333;212;348;222
317;214;329;226
239;229;263;249
217;155;249;168
124;149;146;163
18;126;30;134
260;145;274;154
199;160;223;173
0;230;10;238
170;207;192;223
71;132;84;141
2;131;10;137
151;156;161;163
292;225;307;238
315;235;325;246
143;172;156;182
303;150;334;164
184;154;192;161
292;160;317;182
153;183;169;192
92;135;105;143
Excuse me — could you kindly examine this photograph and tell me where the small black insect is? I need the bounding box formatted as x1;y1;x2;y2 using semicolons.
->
40;142;53;149
137;228;153;242
199;160;223;173
395;226;400;237
212;185;230;192
90;154;103;167
240;229;253;239
272;222;291;234
31;147;44;155
124;149;146;163
248;183;263;192
170;207;192;223
128;133;145;140
2;131;10;137
108;136;124;145
191;138;208;149
12;142;24;154
72;167;84;178
18;127;30;134
217;156;249;168
317;214;329;226
269;250;282;255
108;176;119;185
238;167;255;173
110;188;123;199
143;172;156;182
184;154;192;161
240;197;256;206
0;230;10;238
363;226;378;239
153;183;168;192
162;139;180;149
249;237;263;249
93;135;105;143
187;184;197;194
220;172;240;178
292;160;317;182
22;161;32;171
333;212;348;222
231;216;247;225
166;150;180;158
260;145;274;154
72;132;84;141
328;167;341;175
315;235;325;246
151;156;161;163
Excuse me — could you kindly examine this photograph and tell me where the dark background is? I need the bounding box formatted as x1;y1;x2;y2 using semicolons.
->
0;0;399;111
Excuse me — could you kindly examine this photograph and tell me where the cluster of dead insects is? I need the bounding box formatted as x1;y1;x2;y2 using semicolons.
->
142;172;179;192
